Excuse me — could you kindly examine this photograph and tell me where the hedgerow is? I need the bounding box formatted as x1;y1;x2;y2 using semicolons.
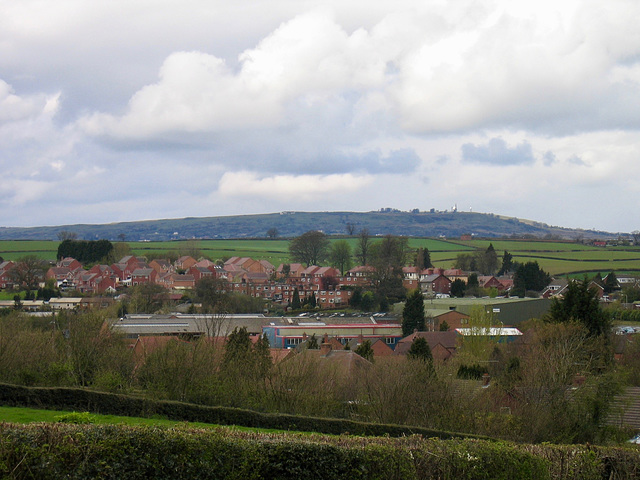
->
1;423;638;480
0;382;487;440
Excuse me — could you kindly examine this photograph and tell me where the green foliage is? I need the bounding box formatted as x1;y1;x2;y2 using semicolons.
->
407;337;433;364
512;261;550;297
604;271;619;294
478;243;499;275
369;235;409;302
402;289;425;336
194;276;229;313
349;287;363;308
415;247;433;269
306;334;319;350
291;288;301;309
450;279;466;297
56;239;114;264
360;291;375;311
4;421;640;480
223;327;253;365
354;340;374;362
55;411;95;424
457;364;488;380
8;423;616;480
548;278;611;337
498;250;513;275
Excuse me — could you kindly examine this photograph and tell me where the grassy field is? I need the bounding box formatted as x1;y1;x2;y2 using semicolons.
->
0;237;638;277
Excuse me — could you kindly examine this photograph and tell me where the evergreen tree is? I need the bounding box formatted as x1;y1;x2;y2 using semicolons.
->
512;261;550;297
548;278;611;337
480;243;498;275
466;273;480;296
402;289;426;336
378;296;389;312
415;247;433;269
349;288;363;308
291;288;301;309
309;292;317;308
253;333;272;378
306;334;319;349
223;326;253;365
407;336;433;363
498;250;513;275
450;279;466;298
354;340;374;362
361;291;375;311
604;271;619;294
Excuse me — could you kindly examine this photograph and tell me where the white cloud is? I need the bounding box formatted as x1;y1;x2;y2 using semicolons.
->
1;1;640;231
0;80;58;124
218;171;373;201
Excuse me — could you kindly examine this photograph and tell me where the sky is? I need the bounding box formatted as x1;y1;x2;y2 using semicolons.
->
1;0;639;233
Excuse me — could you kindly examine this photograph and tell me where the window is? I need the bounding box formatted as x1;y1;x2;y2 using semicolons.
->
385;337;395;345
288;338;302;346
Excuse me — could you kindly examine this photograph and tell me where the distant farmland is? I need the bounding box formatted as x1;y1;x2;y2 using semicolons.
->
0;238;638;277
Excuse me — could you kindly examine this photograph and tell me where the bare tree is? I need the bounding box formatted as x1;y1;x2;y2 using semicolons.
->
328;240;352;275
345;222;356;236
289;230;330;267
632;230;640;246
57;231;78;241
196;310;231;338
266;227;279;239
9;255;47;292
355;228;371;265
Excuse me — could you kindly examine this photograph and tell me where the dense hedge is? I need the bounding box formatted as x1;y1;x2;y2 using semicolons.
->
1;423;639;479
56;239;113;263
0;383;487;440
606;309;640;323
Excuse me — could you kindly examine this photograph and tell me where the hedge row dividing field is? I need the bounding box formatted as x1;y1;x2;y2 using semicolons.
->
1;422;639;479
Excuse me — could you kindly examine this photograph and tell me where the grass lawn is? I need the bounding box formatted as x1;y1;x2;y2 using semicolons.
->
0;406;287;434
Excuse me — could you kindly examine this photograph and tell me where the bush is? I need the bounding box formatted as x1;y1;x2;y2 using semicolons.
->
1;424;638;479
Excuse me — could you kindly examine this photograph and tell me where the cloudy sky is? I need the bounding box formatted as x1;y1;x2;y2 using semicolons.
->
1;0;639;232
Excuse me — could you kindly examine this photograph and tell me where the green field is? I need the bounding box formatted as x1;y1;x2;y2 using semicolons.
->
0;237;638;277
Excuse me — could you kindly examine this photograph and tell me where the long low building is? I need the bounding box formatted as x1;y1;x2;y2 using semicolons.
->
262;323;403;349
110;313;269;339
109;313;400;343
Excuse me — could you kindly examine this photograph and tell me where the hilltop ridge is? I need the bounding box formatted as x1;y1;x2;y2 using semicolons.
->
0;210;618;241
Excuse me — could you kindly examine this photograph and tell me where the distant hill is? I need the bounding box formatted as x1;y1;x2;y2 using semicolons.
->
0;211;618;241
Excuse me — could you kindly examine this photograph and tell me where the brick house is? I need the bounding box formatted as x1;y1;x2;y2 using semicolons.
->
420;273;452;296
131;268;157;286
